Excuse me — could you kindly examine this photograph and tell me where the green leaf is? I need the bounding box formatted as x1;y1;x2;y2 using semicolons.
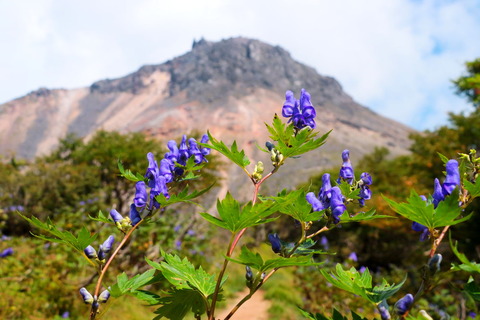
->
155;183;215;207
110;269;158;298
464;178;480;198
153;289;207;320
450;237;480;273
17;213;97;253
130;290;162;305
200;193;279;232
118;159;145;182
271;189;325;222
437;152;450;164
147;252;217;298
339;208;394;223
265;115;331;159
383;189;469;229
337;181;360;201
227;246;322;272
89;210;112;224
199;131;250;169
465;279;480;302
321;263;406;304
297;308;368;320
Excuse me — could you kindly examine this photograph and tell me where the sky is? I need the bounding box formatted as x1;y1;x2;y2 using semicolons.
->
0;0;479;130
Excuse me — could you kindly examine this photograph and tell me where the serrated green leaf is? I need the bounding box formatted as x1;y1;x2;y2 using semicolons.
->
227;246;322;272
200;193;279;232
118;159;145;182
339;208;393;223
153;289;207;320
17;213;97;253
265;115;331;159
450;237;480;273
383;189;468;229
337;181;361;201
297;308;368;320
271;189;324;222
321;263;405;304
89;210;112;224
437;152;449;164
148;252;217;298
130;290;162;305
199;131;250;169
155;183;215;207
464;178;480;198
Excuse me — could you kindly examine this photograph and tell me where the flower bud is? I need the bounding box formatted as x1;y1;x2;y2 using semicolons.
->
268;233;282;254
129;203;142;226
378;300;391;320
265;141;275;151
79;287;94;305
419;310;434;320
394;293;414;316
98;289;110;303
252;161;264;180
84;245;97;259
428;254;442;273
245;266;253;282
110;209;123;224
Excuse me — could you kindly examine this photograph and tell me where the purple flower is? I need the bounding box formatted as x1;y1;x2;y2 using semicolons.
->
468;312;477;319
178;135;189;166
412;222;430;241
306;192;325;211
330;187;346;223
110;209;123;223
394;293;414;316
129;203;142;226
160;159;173;183
145;152;160;188
359;266;367;273
188;138;204;164
268;233;282;253
79;287;94;305
348;252;358;262
200;134;210;156
175;240;182;249
165;140;179;163
281;89;316;130
84;245;97;259
174;225;181;232
134;181;148;207
338;150;354;184
61;311;70;319
378;303;391;320
432;178;445;208
306;173;332;211
443;159;460;196
0;247;14;258
150;175;169;208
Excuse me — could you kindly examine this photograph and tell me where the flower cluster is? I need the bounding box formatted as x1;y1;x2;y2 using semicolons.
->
306;174;346;224
84;235;114;263
282;89;316;130
412;159;460;240
306;150;373;223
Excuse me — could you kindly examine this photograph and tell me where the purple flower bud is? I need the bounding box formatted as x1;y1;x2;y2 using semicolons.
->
359;266;367;273
145;152;160;187
0;247;14;258
268;233;282;253
79;287;94;305
175;240;182;249
129;203;142;226
61;311;70;318
265;141;275;151
378;303;391;320
319;173;332;205
134;181;148;207
84;245;97;259
98;289;110;303
394;293;414;316
174;225;181;232
245;265;253;281
110;209;123;223
432;178;445;208
443;159;460;196
320;236;329;250
428;253;442;273
99;236;114;259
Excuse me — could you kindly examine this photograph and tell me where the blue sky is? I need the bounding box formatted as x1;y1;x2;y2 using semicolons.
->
0;0;479;130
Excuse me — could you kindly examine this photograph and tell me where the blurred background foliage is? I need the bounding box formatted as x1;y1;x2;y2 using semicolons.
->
1;58;480;319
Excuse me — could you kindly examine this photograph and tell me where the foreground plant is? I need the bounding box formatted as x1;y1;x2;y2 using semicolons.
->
17;88;480;319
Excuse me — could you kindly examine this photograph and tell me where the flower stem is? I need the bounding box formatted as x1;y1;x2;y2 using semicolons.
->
89;220;143;320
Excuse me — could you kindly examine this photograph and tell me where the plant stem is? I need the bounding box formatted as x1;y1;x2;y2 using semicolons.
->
429;225;450;258
89;220;143;320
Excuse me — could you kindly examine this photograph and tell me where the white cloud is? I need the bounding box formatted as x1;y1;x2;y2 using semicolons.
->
0;0;478;130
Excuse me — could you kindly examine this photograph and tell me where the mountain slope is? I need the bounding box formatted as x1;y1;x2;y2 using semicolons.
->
0;37;413;194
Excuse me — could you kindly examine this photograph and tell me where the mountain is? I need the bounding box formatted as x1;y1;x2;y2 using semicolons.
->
0;37;413;195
